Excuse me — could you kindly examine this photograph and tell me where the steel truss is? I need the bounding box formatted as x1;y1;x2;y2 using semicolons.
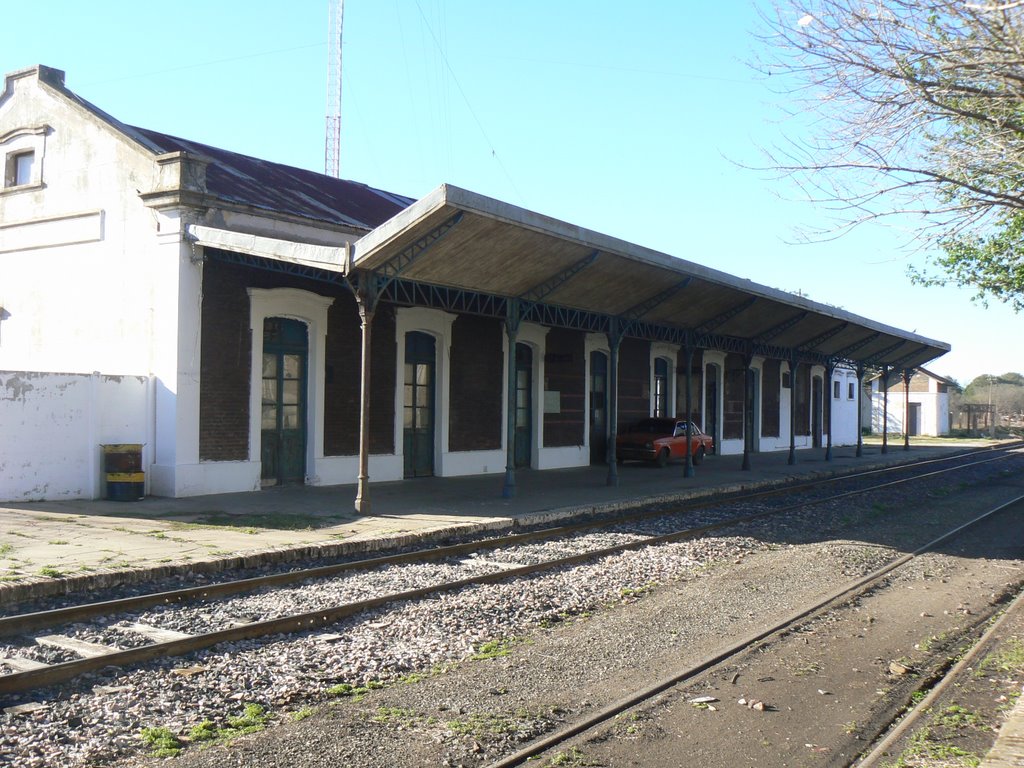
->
205;247;865;370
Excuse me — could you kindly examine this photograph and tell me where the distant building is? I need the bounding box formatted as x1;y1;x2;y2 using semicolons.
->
868;368;952;437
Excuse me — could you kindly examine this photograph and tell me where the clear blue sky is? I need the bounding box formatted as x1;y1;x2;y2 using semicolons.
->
4;0;1018;386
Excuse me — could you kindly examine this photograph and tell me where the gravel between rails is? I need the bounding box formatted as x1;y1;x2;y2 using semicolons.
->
1;456;1022;768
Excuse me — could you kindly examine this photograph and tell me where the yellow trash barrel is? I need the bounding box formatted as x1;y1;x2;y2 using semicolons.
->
102;444;144;501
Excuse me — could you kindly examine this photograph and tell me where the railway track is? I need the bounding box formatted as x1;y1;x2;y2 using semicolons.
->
2;444;1020;703
482;490;1024;767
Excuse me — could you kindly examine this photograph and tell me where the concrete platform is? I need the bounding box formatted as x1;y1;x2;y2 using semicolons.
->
0;438;1001;606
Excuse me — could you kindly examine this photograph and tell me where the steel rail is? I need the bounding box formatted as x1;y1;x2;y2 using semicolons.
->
1;443;1016;640
854;578;1024;766
1;450;1019;698
484;493;1024;768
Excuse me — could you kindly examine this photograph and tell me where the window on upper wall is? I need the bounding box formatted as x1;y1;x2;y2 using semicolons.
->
833;381;841;399
848;382;855;400
4;150;35;187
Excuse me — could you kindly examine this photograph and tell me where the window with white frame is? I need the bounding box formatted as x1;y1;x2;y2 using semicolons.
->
848;382;855;400
4;150;34;187
1;126;47;191
833;381;840;399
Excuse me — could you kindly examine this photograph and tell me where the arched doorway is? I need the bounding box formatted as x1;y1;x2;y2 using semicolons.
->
260;317;308;486
404;331;436;478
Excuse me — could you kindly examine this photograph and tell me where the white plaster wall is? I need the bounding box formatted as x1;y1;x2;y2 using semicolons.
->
830;367;860;446
870;390;949;437
0;70;167;379
0;371;149;501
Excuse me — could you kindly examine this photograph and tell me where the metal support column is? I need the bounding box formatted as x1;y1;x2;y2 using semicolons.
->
881;365;890;454
855;363;865;458
683;342;695;479
742;353;753;471
354;278;378;515
788;353;798;465
502;300;522;498
902;368;912;451
606;319;622;487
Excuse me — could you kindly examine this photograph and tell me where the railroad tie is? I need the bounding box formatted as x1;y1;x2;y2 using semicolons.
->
1;656;50;672
199;612;255;629
34;635;117;659
122;623;193;644
459;557;524;570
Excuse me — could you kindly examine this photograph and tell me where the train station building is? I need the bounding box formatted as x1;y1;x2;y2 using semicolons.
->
0;65;950;505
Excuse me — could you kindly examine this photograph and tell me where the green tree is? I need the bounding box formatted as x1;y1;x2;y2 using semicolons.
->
755;1;1024;309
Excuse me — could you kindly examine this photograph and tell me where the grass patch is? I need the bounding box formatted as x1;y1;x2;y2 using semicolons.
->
167;511;329;532
326;680;384;700
977;637;1024;676
139;726;183;757
0;543;13;557
472;638;518;660
290;707;315;722
544;746;601;766
886;725;981;767
936;705;987;731
447;712;516;737
36;565;64;578
371;706;422;726
184;703;272;748
619;581;657;600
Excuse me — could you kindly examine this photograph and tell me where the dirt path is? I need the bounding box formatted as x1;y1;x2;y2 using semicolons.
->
124;475;1024;768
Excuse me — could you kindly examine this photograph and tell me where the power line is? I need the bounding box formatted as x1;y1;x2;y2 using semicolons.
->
411;0;527;207
80;42;326;87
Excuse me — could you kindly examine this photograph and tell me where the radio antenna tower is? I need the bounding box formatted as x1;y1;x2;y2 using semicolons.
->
325;0;344;178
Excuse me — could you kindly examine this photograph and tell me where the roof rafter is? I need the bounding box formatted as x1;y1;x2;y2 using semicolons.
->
832;331;881;361
696;297;757;335
865;339;908;366
372;211;464;286
621;278;693;323
755;311;808;343
797;322;848;352
519;250;599;303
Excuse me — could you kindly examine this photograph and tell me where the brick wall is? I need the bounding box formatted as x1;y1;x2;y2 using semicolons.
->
723;353;745;440
543;328;584;447
323;299;396;456
449;315;502;452
676;353;704;425
199;259;391;462
199;261;255;461
616;338;650;429
794;363;811;436
761;358;781;437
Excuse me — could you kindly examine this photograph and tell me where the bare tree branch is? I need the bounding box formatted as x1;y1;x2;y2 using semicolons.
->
754;0;1024;307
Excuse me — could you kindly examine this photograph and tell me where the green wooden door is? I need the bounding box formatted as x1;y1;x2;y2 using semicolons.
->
403;332;435;478
515;343;532;468
260;318;307;486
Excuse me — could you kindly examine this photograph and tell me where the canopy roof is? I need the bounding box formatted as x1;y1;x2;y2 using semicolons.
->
352;184;949;370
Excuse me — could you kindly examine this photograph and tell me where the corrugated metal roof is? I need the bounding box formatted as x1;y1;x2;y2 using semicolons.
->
353;184;950;371
132;127;414;231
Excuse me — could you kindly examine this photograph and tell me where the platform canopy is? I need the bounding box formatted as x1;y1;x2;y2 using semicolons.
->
350;184;948;370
